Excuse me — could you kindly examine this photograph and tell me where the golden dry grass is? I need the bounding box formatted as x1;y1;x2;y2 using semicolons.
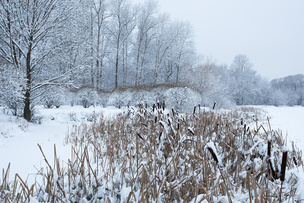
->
1;106;303;202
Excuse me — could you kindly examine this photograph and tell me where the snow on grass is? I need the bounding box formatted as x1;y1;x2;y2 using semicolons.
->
0;105;123;184
1;105;304;201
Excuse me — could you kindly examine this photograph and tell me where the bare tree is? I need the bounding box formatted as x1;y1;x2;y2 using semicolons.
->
107;0;137;89
230;54;260;105
134;0;159;86
230;54;253;72
90;0;109;90
0;0;69;121
186;59;221;99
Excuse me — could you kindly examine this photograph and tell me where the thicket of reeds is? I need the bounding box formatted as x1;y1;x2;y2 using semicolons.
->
1;105;303;202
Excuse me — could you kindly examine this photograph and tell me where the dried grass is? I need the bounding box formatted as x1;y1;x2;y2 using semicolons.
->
0;106;303;202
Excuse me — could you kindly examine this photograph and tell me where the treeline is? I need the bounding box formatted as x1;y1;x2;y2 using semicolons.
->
182;54;304;107
270;74;304;106
0;0;195;120
0;0;303;121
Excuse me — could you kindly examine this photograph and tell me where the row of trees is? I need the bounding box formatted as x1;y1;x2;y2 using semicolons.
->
0;0;195;120
191;54;304;107
271;74;304;106
185;54;269;107
0;0;302;121
64;0;195;89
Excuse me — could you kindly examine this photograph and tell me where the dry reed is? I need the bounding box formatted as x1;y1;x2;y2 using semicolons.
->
0;106;302;202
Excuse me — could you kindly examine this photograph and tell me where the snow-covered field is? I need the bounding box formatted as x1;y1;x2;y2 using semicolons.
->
0;105;304;201
260;106;304;152
1;105;304;179
0;105;123;184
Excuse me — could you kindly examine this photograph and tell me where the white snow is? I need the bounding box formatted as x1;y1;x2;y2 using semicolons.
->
0;105;123;184
1;105;304;200
259;106;304;152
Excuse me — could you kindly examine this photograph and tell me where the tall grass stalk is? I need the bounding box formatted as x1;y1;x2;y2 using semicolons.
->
0;106;302;202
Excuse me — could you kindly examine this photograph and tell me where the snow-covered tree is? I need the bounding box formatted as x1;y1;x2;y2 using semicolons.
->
184;59;221;105
165;21;195;84
134;0;159;86
271;74;304;106
0;0;72;121
229;54;259;105
107;0;137;89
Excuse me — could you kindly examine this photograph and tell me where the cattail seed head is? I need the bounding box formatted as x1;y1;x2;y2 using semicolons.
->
212;102;216;110
267;140;272;158
280;151;288;182
137;133;144;141
207;146;219;164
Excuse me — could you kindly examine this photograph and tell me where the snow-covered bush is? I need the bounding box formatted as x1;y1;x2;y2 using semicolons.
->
105;86;202;112
107;90;132;108
39;87;66;109
76;88;99;108
0;65;24;116
42;95;63;109
164;87;201;112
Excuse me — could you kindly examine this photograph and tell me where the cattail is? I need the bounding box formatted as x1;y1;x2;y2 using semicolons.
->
267;140;271;158
293;157;298;166
279;150;288;203
193;105;196;115
159;132;162;141
137;133;144;141
207;146;219;164
188;128;195;136
212;101;216;110
267;140;278;179
280;151;288;182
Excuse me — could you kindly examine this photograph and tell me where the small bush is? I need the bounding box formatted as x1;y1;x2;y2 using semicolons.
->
43;95;62;109
31;115;43;124
81;98;90;108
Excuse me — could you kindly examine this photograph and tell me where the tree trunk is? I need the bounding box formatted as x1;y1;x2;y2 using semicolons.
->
24;40;33;121
96;27;100;90
124;40;128;86
90;8;94;87
135;39;142;86
115;34;120;89
96;10;102;90
24;89;31;121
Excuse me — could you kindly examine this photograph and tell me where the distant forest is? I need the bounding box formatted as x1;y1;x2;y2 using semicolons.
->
0;0;303;121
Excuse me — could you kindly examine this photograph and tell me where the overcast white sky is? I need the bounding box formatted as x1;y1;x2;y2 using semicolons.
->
134;0;304;80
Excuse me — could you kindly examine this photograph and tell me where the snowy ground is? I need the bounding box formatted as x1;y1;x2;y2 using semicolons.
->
0;105;123;184
0;105;303;188
259;106;304;152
